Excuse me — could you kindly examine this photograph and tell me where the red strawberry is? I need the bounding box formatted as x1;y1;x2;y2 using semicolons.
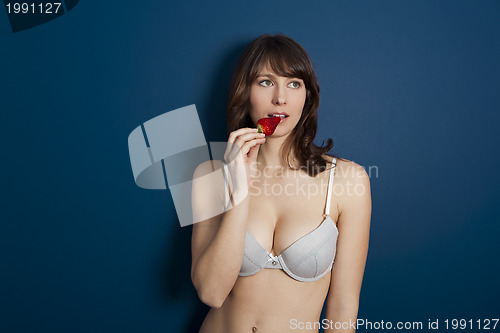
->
257;117;281;136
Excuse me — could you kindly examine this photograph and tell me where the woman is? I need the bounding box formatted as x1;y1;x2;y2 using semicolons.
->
191;34;371;332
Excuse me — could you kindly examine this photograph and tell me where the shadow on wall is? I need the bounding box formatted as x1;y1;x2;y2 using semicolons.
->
158;38;253;333
199;38;254;141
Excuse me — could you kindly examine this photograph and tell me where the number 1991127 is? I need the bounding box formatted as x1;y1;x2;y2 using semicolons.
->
5;2;62;14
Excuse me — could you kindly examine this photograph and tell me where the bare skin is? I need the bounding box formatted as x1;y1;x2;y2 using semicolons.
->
199;156;341;333
191;66;371;332
194;155;370;333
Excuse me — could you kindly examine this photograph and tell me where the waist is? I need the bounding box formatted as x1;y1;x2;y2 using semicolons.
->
201;270;331;333
201;308;322;333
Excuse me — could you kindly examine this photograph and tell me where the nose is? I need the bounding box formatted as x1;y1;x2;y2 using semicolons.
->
274;97;285;105
272;87;286;106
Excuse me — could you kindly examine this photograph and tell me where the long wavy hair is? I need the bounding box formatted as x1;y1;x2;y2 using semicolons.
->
226;34;337;177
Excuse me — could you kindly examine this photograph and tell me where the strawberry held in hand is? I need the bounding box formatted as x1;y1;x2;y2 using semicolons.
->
256;116;281;136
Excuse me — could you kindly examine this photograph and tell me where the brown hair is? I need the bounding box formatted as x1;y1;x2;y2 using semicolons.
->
226;34;336;177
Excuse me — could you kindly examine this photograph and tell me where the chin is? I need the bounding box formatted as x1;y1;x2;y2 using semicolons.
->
269;129;292;138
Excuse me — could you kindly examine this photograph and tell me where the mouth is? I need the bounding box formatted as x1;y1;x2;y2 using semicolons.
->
267;112;289;118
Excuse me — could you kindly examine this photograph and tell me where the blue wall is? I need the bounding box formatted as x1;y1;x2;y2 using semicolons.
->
1;1;499;332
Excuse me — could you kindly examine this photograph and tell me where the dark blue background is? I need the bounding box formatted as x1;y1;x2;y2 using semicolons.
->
1;1;499;332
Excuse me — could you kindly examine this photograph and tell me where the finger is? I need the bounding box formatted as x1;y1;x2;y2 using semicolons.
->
227;127;258;144
234;132;266;152
240;137;266;156
247;144;261;162
224;128;260;162
226;132;264;162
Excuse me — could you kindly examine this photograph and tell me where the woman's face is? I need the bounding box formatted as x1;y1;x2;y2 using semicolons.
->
248;65;306;137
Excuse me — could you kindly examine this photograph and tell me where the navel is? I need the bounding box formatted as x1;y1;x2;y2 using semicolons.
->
252;326;257;332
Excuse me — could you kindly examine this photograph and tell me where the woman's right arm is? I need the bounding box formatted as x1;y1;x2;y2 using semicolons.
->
191;128;265;308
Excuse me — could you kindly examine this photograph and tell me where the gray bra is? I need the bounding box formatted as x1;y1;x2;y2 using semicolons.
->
224;158;338;282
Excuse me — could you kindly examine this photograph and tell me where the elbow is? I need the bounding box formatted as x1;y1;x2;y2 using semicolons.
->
191;270;227;308
197;289;226;308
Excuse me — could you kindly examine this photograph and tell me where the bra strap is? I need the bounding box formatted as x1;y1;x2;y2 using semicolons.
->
222;163;231;209
324;157;337;217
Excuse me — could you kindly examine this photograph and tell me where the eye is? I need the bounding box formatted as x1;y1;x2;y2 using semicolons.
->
259;80;273;87
288;81;301;89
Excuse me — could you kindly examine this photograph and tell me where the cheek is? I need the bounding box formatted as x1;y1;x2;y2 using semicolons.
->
249;88;268;108
249;88;270;119
291;91;307;111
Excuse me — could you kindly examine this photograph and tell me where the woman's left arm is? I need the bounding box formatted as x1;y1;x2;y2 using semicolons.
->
325;162;372;333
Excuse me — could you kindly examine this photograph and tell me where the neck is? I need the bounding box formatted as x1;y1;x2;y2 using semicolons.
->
256;134;296;169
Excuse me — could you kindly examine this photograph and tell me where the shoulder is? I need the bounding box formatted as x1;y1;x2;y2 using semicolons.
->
322;155;371;212
322;154;369;183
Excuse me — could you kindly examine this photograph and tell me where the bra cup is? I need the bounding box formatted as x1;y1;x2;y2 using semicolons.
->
314;230;338;273
240;254;263;276
239;219;339;281
280;254;318;279
280;225;338;280
239;232;269;276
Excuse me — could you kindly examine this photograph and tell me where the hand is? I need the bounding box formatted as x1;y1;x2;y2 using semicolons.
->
223;128;266;199
224;127;266;168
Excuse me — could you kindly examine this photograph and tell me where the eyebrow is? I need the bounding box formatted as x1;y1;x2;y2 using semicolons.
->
256;73;303;81
256;73;277;79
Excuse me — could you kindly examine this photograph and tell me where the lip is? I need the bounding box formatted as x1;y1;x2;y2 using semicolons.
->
277;116;287;124
267;111;289;117
267;112;289;126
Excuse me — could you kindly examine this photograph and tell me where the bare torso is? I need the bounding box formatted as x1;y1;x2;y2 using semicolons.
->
200;155;342;333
